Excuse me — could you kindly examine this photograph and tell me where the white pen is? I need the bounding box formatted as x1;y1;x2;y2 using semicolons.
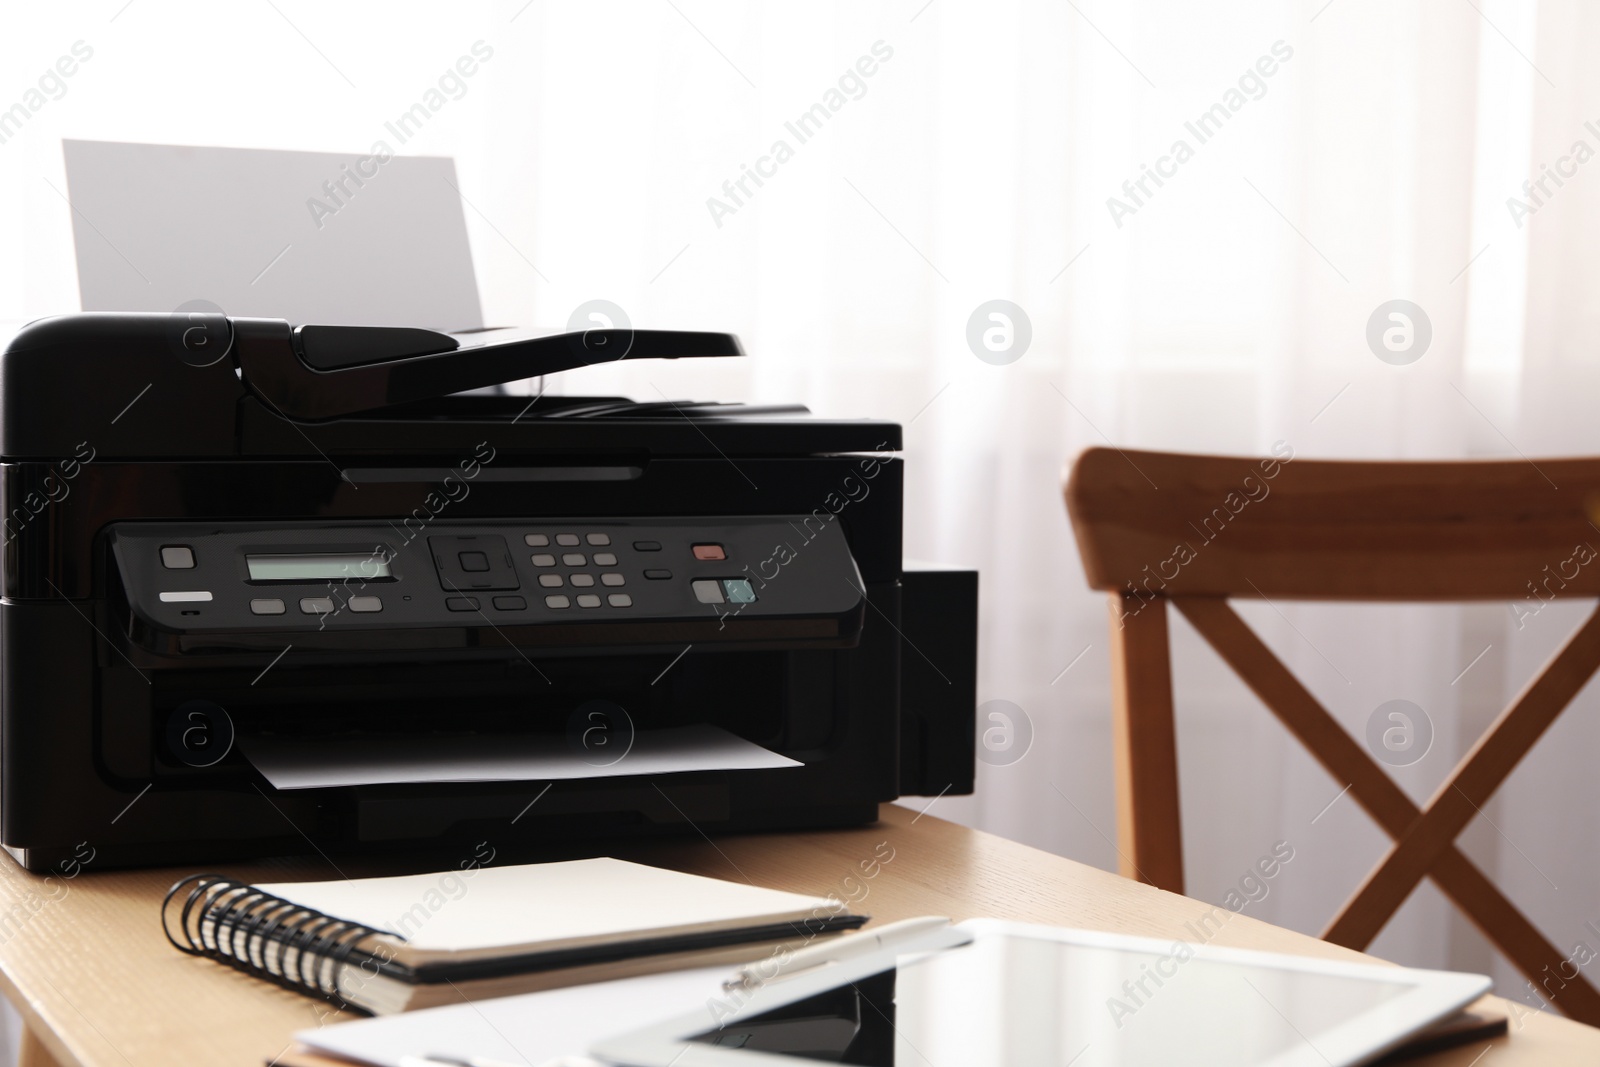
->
402;1055;603;1067
721;915;953;993
402;1055;604;1067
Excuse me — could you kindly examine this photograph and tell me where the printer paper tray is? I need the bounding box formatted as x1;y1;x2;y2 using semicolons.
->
236;724;801;791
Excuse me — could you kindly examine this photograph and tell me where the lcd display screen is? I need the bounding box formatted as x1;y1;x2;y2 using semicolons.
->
246;552;392;582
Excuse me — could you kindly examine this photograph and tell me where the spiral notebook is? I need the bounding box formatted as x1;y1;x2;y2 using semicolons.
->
161;858;865;1015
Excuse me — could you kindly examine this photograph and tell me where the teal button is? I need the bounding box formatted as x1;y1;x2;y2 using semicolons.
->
722;578;757;604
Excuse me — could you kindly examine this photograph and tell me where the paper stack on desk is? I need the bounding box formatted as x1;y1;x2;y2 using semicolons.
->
285;965;729;1067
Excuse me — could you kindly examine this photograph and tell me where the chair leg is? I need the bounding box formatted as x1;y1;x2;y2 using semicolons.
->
1108;592;1184;893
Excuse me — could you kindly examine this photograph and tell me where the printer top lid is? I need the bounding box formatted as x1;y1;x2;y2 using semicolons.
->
1;314;900;460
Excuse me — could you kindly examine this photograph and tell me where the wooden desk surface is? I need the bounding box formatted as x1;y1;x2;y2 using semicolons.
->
0;805;1590;1067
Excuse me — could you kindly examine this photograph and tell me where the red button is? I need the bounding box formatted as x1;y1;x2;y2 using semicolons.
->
692;543;726;561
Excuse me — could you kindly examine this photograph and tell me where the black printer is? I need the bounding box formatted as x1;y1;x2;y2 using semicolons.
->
0;313;975;871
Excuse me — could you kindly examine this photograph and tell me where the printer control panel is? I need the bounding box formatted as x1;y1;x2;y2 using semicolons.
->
108;517;864;639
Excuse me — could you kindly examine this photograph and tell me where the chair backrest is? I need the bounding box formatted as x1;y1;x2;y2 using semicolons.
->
1065;445;1600;603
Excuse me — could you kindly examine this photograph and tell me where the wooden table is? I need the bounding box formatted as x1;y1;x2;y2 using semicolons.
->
0;804;1592;1066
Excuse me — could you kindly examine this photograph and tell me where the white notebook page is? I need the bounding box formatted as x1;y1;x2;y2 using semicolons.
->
253;858;834;956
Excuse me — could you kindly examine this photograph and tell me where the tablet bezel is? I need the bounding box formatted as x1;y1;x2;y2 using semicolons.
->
590;918;1492;1067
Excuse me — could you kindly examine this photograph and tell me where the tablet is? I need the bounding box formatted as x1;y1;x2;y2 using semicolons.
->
591;919;1491;1067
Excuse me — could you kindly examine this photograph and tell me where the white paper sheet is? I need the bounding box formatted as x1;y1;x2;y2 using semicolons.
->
238;724;801;790
295;965;730;1067
62;140;484;330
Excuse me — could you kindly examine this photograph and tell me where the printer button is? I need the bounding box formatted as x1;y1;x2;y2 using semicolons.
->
348;596;382;613
570;574;595;588
576;594;602;608
644;569;673;580
538;574;564;588
544;594;571;609
429;535;519;593
531;554;556;567
633;541;662;552
160;590;212;603
299;597;335;615
524;534;550;547
250;598;286;615
692;579;725;604
692;544;727;561
555;534;580;547
601;573;625;587
446;596;481;612
161;545;196;569
607;593;633;607
492;595;527;611
593;552;618;566
586;533;611;546
562;553;586;566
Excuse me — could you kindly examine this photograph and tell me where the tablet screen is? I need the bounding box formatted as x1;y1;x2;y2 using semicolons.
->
687;934;1412;1065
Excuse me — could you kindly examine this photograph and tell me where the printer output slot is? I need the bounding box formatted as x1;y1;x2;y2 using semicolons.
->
117;649;838;792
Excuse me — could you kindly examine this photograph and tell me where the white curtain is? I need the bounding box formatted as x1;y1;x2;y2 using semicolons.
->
5;0;1597;1012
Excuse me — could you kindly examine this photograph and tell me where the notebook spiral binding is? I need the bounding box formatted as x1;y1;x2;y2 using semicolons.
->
161;874;400;1008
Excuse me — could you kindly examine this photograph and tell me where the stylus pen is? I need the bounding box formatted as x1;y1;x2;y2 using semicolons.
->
721;915;953;993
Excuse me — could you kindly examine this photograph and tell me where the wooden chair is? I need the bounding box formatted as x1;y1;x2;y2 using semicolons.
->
1064;445;1600;1024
